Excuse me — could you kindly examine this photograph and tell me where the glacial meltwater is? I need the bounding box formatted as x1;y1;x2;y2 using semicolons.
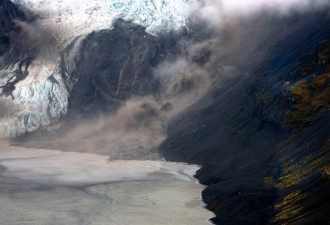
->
0;146;213;225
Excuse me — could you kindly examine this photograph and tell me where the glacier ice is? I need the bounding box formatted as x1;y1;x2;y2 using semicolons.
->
0;59;68;137
0;0;195;137
12;0;192;43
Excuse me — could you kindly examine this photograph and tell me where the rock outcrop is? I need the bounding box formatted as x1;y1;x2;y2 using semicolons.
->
160;8;330;225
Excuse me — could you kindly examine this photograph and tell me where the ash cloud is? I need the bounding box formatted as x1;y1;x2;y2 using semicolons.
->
2;3;62;61
20;98;165;159
16;56;213;159
11;0;330;160
154;58;212;112
0;97;14;118
52;57;213;158
23;72;212;160
64;98;166;155
12;19;60;60
0;97;12;147
0;139;9;148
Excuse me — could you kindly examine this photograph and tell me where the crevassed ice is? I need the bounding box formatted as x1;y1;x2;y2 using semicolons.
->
13;0;191;42
0;60;68;137
0;0;193;137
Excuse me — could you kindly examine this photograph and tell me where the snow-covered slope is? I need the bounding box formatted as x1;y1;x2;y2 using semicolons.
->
0;59;68;136
0;0;194;137
13;0;191;43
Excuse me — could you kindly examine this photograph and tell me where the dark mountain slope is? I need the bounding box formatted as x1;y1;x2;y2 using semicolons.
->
160;9;330;225
0;0;43;100
0;0;22;55
61;19;185;118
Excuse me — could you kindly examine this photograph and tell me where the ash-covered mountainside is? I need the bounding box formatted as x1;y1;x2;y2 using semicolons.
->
64;19;184;117
0;0;22;54
0;0;30;90
160;8;330;225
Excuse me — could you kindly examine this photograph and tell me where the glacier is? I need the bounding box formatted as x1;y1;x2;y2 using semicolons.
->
13;0;192;43
0;0;195;137
0;59;68;136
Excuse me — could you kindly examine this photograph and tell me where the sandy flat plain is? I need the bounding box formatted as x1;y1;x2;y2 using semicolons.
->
0;146;213;225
